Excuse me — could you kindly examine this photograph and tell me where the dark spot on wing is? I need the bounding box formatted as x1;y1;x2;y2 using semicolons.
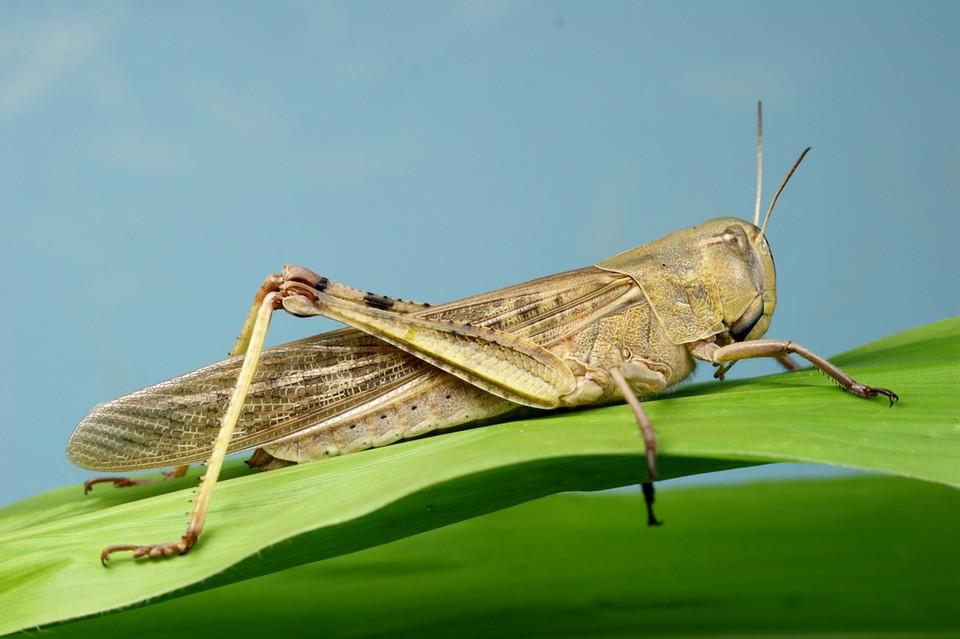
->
364;292;395;310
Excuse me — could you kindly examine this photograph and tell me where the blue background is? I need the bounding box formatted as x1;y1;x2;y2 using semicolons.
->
1;1;957;505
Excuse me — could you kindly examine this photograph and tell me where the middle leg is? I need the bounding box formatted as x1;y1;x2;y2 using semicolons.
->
609;366;663;527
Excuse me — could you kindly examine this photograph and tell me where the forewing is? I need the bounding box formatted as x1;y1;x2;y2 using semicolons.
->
68;267;637;471
425;267;635;344
67;331;436;471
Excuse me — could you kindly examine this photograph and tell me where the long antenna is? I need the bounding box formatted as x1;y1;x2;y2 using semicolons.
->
753;101;763;227
757;146;811;243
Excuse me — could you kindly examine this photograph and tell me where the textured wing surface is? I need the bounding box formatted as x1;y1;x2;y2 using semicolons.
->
68;267;636;470
67;331;435;470
427;267;634;341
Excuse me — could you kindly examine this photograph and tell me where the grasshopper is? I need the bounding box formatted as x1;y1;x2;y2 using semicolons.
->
68;105;897;564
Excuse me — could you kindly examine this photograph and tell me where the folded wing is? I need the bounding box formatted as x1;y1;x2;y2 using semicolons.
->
68;267;635;470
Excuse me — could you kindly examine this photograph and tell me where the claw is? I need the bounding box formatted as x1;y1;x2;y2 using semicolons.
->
876;387;899;407
848;383;899;407
101;545;137;566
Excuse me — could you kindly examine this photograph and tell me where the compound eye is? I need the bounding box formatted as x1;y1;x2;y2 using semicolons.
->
722;225;750;256
730;296;764;342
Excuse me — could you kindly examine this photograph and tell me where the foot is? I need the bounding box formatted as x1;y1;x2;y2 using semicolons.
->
847;383;899;407
101;536;194;566
641;482;663;527
84;466;188;494
84;476;152;494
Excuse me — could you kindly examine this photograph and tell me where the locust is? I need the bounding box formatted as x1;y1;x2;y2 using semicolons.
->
68;104;897;565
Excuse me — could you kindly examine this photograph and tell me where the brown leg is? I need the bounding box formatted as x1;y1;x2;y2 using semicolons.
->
713;361;735;380
713;352;798;381
703;339;898;406
610;367;659;481
84;465;188;495
608;369;662;526
774;353;800;371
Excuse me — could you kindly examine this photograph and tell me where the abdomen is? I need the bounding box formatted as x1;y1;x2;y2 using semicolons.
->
262;374;516;463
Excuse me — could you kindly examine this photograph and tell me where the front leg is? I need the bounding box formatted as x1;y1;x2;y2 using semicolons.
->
690;339;898;405
712;353;798;381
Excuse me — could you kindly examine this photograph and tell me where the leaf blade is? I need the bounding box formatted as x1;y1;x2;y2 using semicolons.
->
0;317;957;634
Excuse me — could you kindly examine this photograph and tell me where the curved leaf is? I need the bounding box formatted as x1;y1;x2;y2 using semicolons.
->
33;477;960;639
0;317;957;634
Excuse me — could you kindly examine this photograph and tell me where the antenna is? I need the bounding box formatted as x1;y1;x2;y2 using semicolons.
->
757;146;811;243
753;101;763;227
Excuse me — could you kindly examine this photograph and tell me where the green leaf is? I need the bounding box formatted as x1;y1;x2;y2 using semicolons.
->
1;317;957;635
29;476;960;639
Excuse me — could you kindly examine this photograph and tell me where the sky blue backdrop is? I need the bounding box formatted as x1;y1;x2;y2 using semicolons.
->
1;2;957;505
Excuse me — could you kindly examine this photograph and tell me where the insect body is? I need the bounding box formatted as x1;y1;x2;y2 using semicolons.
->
68;108;897;564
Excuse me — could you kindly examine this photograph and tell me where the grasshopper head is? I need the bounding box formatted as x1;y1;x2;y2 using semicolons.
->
715;137;809;343
598;111;805;346
698;217;777;343
706;106;807;343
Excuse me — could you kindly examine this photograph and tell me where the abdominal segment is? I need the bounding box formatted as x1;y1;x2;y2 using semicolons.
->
262;374;517;464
